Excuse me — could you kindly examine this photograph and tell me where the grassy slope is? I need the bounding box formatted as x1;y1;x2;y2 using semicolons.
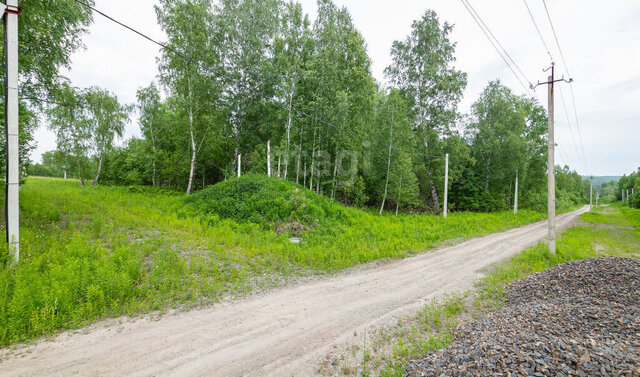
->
1;177;551;345
342;204;639;377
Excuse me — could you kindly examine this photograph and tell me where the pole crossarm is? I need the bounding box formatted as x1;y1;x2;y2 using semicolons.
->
531;63;572;89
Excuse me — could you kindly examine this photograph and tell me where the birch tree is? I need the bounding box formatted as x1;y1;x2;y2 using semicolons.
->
137;84;163;186
156;0;221;194
83;87;130;186
215;0;281;175
47;83;91;187
273;1;311;180
385;10;466;212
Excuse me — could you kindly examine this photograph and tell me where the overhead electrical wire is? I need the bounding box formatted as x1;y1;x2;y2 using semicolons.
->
541;0;590;176
461;0;533;88
458;0;535;98
557;85;587;173
521;0;554;61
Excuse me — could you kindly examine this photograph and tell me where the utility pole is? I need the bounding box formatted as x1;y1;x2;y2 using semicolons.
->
267;140;271;177
590;175;593;212
443;153;449;219
514;169;518;215
3;1;19;261
596;189;599;208
532;63;572;255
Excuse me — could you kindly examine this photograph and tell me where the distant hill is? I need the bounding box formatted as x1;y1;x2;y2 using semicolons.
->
582;176;621;187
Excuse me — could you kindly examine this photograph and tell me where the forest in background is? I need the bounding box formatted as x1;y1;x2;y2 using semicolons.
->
16;0;590;213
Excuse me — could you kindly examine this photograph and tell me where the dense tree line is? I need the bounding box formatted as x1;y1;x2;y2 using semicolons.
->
27;0;587;212
618;168;640;208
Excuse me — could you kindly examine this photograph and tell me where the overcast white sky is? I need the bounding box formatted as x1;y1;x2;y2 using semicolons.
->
32;0;640;176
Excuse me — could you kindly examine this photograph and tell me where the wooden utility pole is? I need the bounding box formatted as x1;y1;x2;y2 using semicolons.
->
532;63;572;255
443;153;449;219
514;169;518;215
4;1;19;261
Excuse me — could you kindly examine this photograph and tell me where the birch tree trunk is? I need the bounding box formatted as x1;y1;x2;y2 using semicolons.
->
296;121;304;183
484;157;491;193
284;81;294;180
77;158;85;188
427;162;439;213
186;75;197;195
379;115;394;215
396;172;403;216
91;152;104;187
151;131;157;187
309;127;316;191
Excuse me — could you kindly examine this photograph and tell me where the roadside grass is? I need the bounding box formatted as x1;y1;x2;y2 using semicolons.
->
0;177;566;346
326;204;640;377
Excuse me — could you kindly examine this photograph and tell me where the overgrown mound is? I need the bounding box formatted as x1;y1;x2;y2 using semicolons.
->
184;174;353;233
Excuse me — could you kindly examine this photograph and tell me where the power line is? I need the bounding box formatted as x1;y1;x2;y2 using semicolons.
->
520;0;587;174
71;0;205;71
521;0;553;61
459;0;534;97
567;84;590;174
541;0;570;78
462;0;533;88
541;0;590;175
556;85;586;173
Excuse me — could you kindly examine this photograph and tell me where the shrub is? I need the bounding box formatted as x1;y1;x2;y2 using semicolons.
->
184;174;352;232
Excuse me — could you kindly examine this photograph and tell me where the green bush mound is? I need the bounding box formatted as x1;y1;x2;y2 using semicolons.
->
184;174;353;232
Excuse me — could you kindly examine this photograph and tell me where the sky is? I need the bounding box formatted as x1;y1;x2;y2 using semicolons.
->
31;0;640;176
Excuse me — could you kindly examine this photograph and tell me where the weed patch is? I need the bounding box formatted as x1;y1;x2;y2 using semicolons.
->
0;177;561;346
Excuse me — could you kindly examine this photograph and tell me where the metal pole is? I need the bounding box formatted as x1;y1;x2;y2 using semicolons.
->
237;154;241;177
267;140;271;177
4;1;19;261
547;66;556;255
514;169;518;215
443;153;449;219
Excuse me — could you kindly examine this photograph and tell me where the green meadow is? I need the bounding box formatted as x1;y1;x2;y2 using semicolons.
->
1;176;553;345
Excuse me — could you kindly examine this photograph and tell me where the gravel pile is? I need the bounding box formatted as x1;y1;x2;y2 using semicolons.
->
405;257;640;377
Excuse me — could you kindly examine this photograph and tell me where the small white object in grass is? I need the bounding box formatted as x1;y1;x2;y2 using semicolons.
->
288;237;302;244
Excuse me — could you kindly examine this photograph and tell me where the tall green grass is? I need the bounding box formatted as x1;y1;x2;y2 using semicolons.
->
0;177;553;345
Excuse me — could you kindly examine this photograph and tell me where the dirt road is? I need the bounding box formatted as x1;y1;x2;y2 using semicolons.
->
0;207;587;377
